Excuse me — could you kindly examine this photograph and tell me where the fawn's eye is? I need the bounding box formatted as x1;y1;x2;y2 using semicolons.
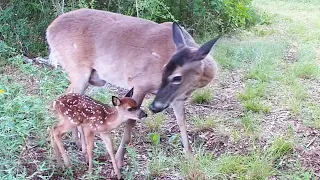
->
171;76;182;84
127;107;134;111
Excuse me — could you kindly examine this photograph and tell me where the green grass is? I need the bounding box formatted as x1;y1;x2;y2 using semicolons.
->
144;113;166;132
178;149;275;180
267;136;294;160
238;82;266;101
191;116;216;132
146;147;173;179
240;112;262;137
191;88;213;104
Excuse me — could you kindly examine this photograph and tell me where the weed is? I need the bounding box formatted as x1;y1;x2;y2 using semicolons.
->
240;112;261;137
178;149;217;179
144;113;166;132
243;99;271;113
267;136;293;160
191;88;213;104
216;153;274;179
147;147;173;179
245;58;278;82
238;82;266;101
292;61;320;79
123;145;139;180
191;116;216;132
148;133;161;145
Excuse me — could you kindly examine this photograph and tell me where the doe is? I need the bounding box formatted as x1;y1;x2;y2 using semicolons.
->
47;8;219;167
51;88;146;179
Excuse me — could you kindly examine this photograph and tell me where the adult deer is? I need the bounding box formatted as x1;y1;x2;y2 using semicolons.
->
46;8;219;168
51;88;147;179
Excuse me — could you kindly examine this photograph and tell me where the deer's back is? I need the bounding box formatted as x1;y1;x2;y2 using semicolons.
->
47;9;176;91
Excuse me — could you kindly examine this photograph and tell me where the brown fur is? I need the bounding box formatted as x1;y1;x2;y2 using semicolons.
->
47;8;218;168
51;93;146;179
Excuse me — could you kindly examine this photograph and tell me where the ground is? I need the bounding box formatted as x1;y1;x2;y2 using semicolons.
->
1;0;320;179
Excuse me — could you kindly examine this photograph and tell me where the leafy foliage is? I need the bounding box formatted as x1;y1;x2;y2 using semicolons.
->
0;0;258;57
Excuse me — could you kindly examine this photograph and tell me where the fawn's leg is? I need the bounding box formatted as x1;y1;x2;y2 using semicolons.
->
65;68;91;152
52;122;74;167
115;90;145;168
171;100;192;157
83;127;94;171
50;127;62;165
100;133;121;180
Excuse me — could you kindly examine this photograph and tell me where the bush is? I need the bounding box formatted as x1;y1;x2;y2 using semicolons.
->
0;0;258;57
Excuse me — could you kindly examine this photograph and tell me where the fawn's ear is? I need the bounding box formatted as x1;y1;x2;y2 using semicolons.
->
112;96;121;106
125;87;134;97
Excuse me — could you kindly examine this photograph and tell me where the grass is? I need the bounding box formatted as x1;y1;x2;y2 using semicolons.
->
191;116;216;132
267;136;294;160
178;149;275;180
144;113;166;132
240;112;262;137
146;147;173;179
2;0;320;179
191;88;213;104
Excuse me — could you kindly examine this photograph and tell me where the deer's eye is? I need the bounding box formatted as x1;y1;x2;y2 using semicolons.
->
127;107;134;111
172;76;182;84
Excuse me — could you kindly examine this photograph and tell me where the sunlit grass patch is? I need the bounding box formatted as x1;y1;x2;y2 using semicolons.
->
214;38;287;70
245;58;280;82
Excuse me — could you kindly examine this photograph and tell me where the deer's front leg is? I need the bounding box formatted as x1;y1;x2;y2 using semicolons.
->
115;91;145;168
171;100;192;157
100;133;122;180
115;119;136;168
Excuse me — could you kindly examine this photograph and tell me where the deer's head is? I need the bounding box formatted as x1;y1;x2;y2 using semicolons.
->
149;23;219;113
113;87;147;120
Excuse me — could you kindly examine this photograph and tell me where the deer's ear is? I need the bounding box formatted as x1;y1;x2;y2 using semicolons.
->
125;87;134;97
172;22;186;50
194;35;220;61
112;96;121;106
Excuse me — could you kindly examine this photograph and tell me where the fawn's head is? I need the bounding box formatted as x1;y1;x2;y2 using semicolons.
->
150;23;219;113
112;88;147;121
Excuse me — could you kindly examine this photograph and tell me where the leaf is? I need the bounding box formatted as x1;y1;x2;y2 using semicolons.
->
149;133;160;145
168;133;181;145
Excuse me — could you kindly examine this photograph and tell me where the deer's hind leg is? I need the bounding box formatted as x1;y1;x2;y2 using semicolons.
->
81;126;94;171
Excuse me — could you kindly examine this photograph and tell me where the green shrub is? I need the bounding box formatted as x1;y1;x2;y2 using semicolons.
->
0;0;258;57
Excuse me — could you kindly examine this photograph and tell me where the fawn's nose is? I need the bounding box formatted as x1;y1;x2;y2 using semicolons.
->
138;110;147;119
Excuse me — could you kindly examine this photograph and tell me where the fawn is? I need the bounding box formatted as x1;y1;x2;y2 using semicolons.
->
51;88;147;179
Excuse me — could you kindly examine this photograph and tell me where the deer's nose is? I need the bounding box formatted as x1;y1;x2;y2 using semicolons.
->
139;110;147;119
149;101;167;113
